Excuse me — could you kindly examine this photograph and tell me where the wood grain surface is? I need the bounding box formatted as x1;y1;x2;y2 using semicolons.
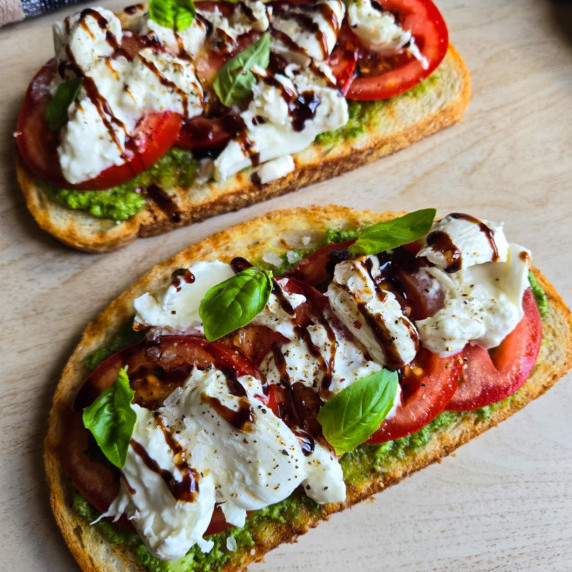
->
0;1;571;571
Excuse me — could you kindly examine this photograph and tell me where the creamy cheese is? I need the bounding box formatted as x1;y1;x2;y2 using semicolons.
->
417;214;509;271
104;404;217;560
139;15;207;57
250;278;306;339
326;255;419;368
416;243;531;356
134;261;235;334
54;8;204;184
214;63;348;181
255;154;295;184
271;0;345;63
107;367;346;560
198;0;271;44
346;0;428;68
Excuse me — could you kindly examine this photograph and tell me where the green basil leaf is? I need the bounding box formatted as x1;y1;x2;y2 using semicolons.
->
213;33;271;107
199;266;273;341
149;0;196;31
349;208;436;256
317;369;399;455
82;367;136;469
44;77;84;132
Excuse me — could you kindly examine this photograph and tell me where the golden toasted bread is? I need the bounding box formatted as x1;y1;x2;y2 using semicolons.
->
44;205;572;572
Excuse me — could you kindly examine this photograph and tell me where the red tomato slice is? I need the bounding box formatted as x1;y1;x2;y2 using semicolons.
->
176;115;241;151
342;0;448;100
284;239;355;288
16;61;182;190
60;407;124;520
446;289;542;411
367;348;461;443
324;24;359;96
75;335;260;410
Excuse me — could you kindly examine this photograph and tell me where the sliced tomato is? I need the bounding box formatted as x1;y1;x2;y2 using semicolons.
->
284;239;355;288
16;61;182;190
222;325;288;365
75;335;260;411
342;0;448;100
325;24;359;96
176;114;247;152
367;348;461;443
59;407;123;520
446;289;542;411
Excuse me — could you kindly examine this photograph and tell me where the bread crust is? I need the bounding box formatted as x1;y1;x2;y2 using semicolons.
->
44;205;572;572
19;44;470;252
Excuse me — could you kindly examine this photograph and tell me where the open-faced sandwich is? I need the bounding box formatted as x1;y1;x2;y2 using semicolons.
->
17;1;470;251
45;205;572;571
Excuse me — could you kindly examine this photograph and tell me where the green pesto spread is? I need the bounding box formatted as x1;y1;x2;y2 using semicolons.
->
314;72;440;148
528;271;548;318
44;148;199;221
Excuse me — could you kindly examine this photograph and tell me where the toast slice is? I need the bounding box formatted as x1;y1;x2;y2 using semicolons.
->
44;205;572;572
20;45;470;253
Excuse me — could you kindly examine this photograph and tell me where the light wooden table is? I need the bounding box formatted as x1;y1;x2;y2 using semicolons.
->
1;1;571;570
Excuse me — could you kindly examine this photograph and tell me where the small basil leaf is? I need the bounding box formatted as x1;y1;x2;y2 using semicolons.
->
213;33;271;107
82;367;136;469
149;0;196;31
317;369;399;455
349;208;436;256
199;266;273;341
44;77;84;132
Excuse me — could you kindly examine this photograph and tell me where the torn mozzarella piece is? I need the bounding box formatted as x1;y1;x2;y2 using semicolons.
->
260;321;383;394
250;277;306;339
271;0;345;63
346;0;428;68
139;15;207;56
133;261;235;333
416;243;531;356
198;0;270;44
417;213;510;272
214;64;348;181
326;255;419;368
105;404;216;560
52;7;121;68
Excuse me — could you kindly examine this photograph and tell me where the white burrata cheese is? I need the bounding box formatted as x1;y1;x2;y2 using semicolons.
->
417;214;510;271
346;0;428;68
326;255;419;368
105;404;217;560
107;368;346;560
52;7;121;68
255;154;295;184
139;15;207;57
134;260;235;333
214;64;348;181
198;0;271;43
249;277;306;338
53;8;204;184
416;243;531;356
271;0;345;63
